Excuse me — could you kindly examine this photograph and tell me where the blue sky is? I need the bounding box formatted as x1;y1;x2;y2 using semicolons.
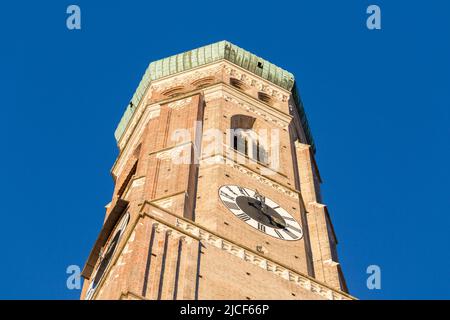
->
0;1;449;299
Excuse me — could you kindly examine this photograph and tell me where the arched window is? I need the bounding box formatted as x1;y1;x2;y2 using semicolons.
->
257;92;273;105
230;115;268;164
191;77;215;89
161;86;185;98
230;78;248;91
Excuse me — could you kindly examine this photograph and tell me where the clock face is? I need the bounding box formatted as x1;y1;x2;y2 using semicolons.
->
85;212;130;300
219;185;303;241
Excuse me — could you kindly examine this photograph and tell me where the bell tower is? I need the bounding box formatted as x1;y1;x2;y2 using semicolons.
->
80;41;353;300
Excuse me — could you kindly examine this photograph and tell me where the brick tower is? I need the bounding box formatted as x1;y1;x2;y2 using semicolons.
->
80;41;353;300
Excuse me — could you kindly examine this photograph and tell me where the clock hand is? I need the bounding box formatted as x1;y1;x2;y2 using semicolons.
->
248;196;286;228
254;191;286;227
269;215;286;228
254;189;268;213
262;210;286;228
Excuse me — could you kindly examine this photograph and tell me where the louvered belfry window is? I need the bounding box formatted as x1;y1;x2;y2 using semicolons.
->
230;114;268;164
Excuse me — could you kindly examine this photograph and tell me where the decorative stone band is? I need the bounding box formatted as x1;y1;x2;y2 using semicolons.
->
150;221;196;245
225;158;299;200
173;219;348;300
150;64;223;94
154;141;192;161
222;94;288;129
199;154;298;200
203;87;291;130
168;97;192;110
139;202;355;301
224;65;289;102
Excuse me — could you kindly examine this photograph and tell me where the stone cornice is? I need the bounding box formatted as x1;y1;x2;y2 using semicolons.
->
83;198;354;300
139;202;355;300
200;153;300;200
203;83;293;128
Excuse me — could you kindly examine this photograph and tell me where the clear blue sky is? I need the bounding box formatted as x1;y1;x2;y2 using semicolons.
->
0;1;449;299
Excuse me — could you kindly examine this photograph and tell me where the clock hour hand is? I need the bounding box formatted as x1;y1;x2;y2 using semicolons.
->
267;214;286;229
253;190;286;228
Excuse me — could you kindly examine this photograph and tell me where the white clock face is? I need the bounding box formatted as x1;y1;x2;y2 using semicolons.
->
219;185;303;241
85;212;130;300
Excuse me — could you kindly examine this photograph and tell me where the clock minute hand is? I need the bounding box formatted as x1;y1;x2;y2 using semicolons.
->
254;190;286;228
263;207;287;229
261;207;285;228
254;190;267;212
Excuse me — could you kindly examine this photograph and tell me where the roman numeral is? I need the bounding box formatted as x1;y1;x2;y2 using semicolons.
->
237;213;251;221
286;224;302;234
283;216;296;222
237;187;249;196
225;186;238;196
258;223;266;233
274;229;285;239
283;228;298;240
223;201;240;211
220;191;235;201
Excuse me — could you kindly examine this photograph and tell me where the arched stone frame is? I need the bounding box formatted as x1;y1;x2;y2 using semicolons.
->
230;114;269;164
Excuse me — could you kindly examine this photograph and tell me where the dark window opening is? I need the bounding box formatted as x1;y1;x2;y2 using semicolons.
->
230;78;248;90
117;162;137;199
230;115;269;164
257;92;273;105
